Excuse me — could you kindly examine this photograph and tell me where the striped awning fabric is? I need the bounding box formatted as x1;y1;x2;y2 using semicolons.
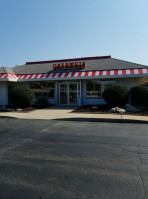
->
1;68;148;81
0;73;18;81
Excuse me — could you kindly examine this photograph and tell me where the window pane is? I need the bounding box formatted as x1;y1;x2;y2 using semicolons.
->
30;82;43;97
30;81;54;98
46;82;54;98
78;83;80;97
101;81;116;93
86;80;101;98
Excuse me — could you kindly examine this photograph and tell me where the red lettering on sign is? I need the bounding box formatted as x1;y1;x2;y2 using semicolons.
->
66;63;69;68
53;62;86;69
75;62;78;67
70;63;74;67
53;64;56;69
82;62;85;67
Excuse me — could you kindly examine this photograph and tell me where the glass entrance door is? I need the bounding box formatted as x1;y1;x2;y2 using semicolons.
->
69;84;77;104
59;83;78;105
60;84;68;104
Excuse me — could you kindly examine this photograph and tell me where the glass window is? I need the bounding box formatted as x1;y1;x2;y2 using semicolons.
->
86;80;101;98
46;82;55;98
30;81;54;98
86;80;116;98
78;82;81;97
30;82;43;97
101;81;115;93
8;82;15;104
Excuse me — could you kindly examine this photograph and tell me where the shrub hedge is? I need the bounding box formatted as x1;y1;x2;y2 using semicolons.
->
102;84;128;107
10;87;35;108
130;86;148;106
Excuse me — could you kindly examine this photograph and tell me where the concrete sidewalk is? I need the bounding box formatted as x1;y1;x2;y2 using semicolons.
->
0;106;148;122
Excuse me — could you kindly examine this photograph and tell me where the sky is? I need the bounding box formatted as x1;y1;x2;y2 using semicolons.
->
0;0;148;67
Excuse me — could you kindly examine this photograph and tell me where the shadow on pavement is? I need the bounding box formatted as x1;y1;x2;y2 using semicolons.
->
44;105;78;110
0;116;17;119
53;117;148;124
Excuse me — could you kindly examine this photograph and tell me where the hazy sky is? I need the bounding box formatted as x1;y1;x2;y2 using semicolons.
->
0;0;148;67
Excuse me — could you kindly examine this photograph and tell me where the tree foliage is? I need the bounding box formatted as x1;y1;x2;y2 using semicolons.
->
10;87;35;108
130;86;148;106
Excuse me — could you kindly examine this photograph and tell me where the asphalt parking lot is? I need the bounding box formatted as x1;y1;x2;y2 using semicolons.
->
0;117;148;199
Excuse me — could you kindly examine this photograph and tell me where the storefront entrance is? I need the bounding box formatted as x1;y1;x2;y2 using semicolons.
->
59;82;79;105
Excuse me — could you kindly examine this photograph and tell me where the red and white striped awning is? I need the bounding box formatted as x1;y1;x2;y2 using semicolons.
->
0;73;18;81
17;68;148;81
1;68;148;82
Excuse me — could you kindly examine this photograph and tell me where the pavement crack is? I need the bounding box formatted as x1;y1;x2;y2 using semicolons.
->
75;192;79;199
119;146;147;199
137;154;147;199
58;185;79;199
49;182;79;199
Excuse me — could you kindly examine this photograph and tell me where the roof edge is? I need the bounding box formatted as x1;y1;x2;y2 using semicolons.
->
26;55;111;65
111;57;148;68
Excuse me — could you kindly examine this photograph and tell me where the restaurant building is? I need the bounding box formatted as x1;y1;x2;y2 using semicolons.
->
0;55;148;106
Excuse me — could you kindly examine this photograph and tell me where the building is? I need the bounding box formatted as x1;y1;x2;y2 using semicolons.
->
0;55;148;106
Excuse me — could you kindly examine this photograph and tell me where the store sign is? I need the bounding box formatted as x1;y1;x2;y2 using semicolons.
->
53;62;85;70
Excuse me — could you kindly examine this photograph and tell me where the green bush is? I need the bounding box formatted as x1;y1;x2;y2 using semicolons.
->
102;85;128;107
130;86;148;106
10;87;35;108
